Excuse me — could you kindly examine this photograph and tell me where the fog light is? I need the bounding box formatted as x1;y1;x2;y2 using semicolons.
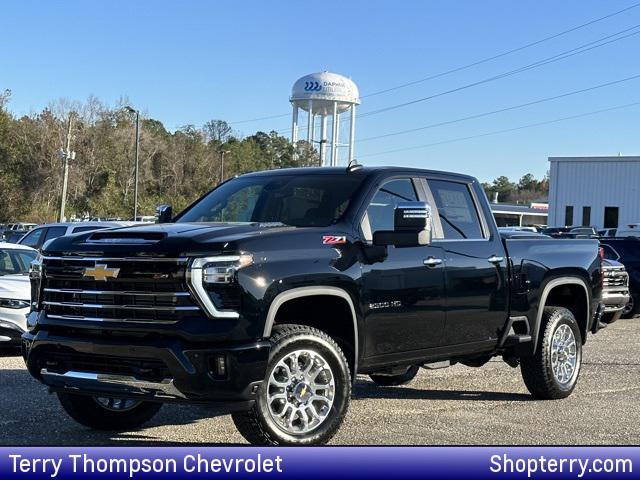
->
215;355;227;376
208;355;227;379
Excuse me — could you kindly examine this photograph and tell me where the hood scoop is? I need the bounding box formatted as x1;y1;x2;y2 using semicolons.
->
84;231;166;244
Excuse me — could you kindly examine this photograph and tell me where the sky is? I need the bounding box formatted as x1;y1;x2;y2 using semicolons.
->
2;0;639;182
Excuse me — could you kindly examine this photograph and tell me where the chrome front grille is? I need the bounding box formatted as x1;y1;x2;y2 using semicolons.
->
603;268;629;289
41;256;201;323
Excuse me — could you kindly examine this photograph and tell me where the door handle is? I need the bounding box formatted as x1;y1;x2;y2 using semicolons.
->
423;257;443;267
487;255;504;264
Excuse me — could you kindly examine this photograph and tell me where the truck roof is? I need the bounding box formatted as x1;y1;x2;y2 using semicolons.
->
240;166;476;182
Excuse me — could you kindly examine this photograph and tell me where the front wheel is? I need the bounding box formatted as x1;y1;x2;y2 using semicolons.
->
520;307;582;399
232;324;351;445
57;393;162;430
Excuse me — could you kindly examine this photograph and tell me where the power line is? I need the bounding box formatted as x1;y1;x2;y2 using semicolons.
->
358;101;640;158
362;1;640;98
272;24;640;135
358;73;640;142
360;25;640;118
227;2;640;125
227;112;290;125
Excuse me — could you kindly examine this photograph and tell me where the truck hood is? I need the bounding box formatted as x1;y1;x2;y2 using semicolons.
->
0;274;30;300
42;222;304;257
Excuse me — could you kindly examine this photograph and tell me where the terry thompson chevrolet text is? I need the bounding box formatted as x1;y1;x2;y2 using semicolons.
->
22;166;604;445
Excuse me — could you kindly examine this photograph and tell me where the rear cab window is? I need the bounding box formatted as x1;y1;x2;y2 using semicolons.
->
426;179;486;240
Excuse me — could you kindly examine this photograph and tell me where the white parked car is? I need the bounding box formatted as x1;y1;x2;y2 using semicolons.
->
17;221;135;251
0;242;37;345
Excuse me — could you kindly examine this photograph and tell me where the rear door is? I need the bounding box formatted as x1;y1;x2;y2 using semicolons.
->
425;177;509;347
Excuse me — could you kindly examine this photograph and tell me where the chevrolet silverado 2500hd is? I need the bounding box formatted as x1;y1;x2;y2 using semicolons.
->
23;166;604;445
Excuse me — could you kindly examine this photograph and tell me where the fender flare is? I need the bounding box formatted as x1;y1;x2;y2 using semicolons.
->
533;276;590;352
263;286;359;375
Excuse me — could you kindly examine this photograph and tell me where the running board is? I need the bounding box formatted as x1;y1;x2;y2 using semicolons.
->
422;360;451;370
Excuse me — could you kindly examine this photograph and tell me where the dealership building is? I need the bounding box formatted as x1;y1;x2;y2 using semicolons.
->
548;156;640;229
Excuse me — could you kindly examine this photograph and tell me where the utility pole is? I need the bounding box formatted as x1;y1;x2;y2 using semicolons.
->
59;113;76;222
219;150;230;184
125;106;140;220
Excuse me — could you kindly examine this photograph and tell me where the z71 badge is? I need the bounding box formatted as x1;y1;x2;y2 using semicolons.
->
323;235;347;245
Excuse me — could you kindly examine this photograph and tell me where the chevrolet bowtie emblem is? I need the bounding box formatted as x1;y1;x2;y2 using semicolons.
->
83;264;120;281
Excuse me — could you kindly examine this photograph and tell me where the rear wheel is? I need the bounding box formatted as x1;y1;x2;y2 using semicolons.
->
520;307;582;399
232;324;351;445
369;365;419;386
57;393;162;430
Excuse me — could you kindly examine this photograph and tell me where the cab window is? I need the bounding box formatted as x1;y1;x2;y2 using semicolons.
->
362;178;417;241
427;180;484;240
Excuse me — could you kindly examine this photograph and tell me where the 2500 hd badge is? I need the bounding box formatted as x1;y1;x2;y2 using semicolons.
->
23;166;604;445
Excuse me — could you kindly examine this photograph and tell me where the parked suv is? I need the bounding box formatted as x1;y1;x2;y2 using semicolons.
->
23;166;603;445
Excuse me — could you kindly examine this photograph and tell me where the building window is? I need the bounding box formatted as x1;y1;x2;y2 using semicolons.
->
582;206;591;226
604;207;619;229
565;206;574;226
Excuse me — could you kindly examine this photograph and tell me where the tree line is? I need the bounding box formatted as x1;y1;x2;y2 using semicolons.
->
481;173;549;204
0;91;317;223
0;90;549;223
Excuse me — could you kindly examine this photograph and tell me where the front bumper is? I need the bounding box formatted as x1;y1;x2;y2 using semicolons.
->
0;308;28;344
603;289;630;313
22;329;271;409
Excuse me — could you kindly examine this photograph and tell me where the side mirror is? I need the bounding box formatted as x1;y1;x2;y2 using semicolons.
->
373;202;433;248
156;204;173;224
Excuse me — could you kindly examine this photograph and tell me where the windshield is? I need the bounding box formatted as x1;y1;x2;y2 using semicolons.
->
0;249;37;276
177;174;365;227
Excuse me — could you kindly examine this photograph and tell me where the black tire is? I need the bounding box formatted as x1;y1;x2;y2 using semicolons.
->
520;306;582;399
601;311;621;324
232;324;351;445
621;292;638;319
57;392;162;430
369;365;419;386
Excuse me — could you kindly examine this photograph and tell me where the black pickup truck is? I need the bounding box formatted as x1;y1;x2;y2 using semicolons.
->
23;166;604;445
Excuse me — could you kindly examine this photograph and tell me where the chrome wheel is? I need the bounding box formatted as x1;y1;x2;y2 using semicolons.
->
266;349;335;435
550;324;577;385
94;397;141;412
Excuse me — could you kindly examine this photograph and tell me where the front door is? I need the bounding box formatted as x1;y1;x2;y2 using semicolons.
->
359;177;447;358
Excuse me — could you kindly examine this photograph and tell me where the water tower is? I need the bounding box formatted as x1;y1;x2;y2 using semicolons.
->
290;72;360;166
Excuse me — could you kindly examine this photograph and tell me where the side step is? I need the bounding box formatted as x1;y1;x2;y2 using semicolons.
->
498;316;533;348
502;334;532;347
422;360;451;370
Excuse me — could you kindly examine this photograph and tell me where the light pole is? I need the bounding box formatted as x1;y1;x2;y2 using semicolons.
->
59;112;76;222
125;106;140;220
219;150;230;184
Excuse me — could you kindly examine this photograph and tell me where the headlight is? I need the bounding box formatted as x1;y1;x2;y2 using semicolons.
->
0;298;30;309
187;254;253;318
203;254;253;284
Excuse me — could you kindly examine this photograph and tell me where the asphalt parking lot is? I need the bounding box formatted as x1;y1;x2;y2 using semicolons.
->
1;318;639;445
